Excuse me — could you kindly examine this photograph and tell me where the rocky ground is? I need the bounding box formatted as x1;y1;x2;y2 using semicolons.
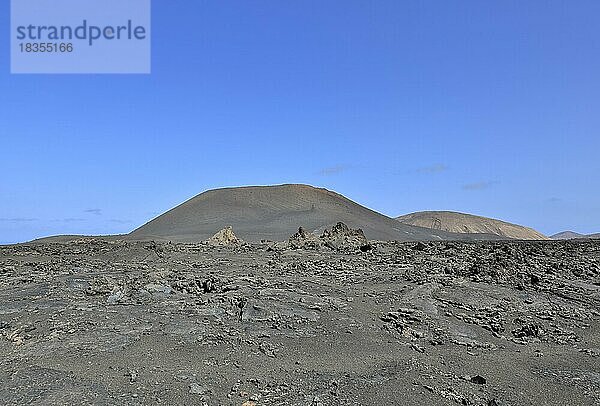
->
1;237;599;405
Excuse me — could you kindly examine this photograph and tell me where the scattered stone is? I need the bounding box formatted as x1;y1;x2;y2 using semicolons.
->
512;322;543;338
413;242;427;251
189;382;208;395
125;369;138;384
411;343;425;353
107;288;125;305
470;375;487;385
311;396;324;406
259;341;277;358
0;238;598;405
201;278;217;293
143;283;172;295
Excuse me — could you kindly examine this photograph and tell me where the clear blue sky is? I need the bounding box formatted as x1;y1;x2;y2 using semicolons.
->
1;1;599;243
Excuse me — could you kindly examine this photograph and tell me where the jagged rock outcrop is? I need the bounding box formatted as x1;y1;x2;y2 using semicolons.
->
287;227;320;250
320;222;369;251
207;226;241;245
288;222;371;252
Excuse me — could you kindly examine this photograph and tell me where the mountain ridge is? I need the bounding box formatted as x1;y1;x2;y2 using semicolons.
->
129;184;501;242
396;210;548;240
551;231;600;240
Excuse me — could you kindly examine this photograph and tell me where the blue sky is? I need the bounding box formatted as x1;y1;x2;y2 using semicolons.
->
1;1;599;243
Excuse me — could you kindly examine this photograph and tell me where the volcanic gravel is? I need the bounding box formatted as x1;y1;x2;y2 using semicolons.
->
1;239;599;405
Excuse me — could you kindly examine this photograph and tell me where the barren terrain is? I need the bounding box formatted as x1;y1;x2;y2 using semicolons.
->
1;238;599;405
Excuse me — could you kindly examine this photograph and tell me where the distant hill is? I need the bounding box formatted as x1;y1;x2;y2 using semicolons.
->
551;231;585;240
396;211;548;240
29;235;122;244
129;185;500;242
551;231;600;240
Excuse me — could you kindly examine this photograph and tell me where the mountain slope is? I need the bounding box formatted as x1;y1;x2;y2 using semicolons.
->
130;185;497;242
396;211;548;240
551;231;585;240
551;231;600;240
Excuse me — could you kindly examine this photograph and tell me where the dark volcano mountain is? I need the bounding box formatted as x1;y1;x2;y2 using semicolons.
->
129;184;498;242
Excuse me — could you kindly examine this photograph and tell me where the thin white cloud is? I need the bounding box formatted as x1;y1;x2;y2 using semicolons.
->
56;218;86;223
108;219;132;224
0;217;37;222
462;181;497;191
84;208;102;215
417;164;448;174
318;165;349;176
